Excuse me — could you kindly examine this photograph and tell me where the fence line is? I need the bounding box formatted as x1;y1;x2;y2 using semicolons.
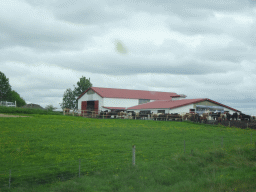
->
0;101;16;107
62;109;256;130
1;133;255;190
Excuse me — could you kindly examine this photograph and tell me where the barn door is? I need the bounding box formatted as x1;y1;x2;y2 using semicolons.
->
94;100;99;114
81;101;87;115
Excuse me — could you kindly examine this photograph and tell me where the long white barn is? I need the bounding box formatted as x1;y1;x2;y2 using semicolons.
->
77;87;185;112
77;87;239;114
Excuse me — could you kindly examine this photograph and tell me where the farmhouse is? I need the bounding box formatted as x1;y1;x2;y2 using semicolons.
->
77;87;239;114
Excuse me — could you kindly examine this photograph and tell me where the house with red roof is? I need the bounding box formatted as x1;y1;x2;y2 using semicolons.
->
77;87;239;114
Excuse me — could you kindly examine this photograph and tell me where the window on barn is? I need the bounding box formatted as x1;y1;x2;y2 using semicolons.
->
139;99;150;104
140;110;151;115
87;90;94;95
157;110;165;114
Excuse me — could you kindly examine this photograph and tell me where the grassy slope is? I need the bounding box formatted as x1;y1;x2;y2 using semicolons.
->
0;115;256;191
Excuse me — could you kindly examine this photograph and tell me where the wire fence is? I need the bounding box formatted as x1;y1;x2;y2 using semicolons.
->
62;109;256;130
1;132;255;190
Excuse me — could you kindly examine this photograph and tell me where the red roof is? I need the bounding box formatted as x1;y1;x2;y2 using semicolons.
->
78;87;181;100
102;106;126;110
127;98;238;112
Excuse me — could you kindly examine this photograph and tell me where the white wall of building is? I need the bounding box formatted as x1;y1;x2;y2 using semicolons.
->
78;92;103;111
103;98;139;108
223;107;236;114
168;104;194;114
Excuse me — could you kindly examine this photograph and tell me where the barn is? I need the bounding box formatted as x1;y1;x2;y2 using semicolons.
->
77;87;186;113
127;98;238;115
77;87;239;115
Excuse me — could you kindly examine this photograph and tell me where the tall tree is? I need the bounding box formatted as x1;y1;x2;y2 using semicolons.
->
60;76;92;110
45;104;57;111
0;71;12;101
9;90;26;107
60;88;77;110
74;76;92;98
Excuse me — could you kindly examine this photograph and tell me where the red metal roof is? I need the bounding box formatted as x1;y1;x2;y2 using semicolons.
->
127;98;239;112
102;106;126;110
78;87;181;100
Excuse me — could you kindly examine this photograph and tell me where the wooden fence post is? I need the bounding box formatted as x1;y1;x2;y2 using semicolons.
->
184;140;186;154
79;159;81;178
9;169;11;189
132;145;136;166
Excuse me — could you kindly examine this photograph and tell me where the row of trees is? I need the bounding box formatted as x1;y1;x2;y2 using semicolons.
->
60;76;92;110
0;71;92;110
0;71;26;107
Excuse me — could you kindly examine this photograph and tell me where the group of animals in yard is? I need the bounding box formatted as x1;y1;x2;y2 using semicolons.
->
97;110;255;122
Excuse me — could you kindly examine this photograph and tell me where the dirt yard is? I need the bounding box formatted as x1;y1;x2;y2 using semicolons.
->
0;114;31;118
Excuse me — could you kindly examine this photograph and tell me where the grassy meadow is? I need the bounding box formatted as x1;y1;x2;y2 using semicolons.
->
0;113;256;191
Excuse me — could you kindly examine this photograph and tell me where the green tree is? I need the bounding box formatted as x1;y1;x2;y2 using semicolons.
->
60;88;77;110
9;90;26;107
60;76;92;110
0;71;12;101
45;104;57;111
74;76;92;98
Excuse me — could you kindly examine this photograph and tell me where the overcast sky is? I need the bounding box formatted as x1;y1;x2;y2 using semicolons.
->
1;0;256;114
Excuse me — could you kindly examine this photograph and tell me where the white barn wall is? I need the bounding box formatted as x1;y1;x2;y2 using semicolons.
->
223;107;236;114
78;92;103;111
103;98;139;108
168;104;194;114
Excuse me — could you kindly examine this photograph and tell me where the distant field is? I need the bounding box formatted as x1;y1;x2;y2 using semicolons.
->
0;115;255;191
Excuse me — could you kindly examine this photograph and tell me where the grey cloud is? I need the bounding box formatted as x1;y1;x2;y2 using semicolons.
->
0;0;99;51
26;0;128;24
110;0;250;19
195;40;251;63
47;52;236;75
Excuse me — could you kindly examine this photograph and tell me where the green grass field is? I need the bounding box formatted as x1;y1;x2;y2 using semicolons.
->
0;113;256;191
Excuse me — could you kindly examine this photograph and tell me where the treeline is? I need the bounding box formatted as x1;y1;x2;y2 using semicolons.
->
0;71;26;107
0;106;62;115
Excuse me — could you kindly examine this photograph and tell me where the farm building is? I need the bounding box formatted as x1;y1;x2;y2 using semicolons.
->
77;87;239;114
127;98;238;115
77;87;186;112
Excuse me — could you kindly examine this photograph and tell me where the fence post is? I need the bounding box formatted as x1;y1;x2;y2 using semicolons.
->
79;159;81;178
9;169;11;189
190;149;193;156
132;145;136;166
184;140;186;154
